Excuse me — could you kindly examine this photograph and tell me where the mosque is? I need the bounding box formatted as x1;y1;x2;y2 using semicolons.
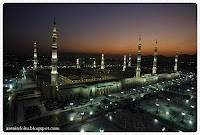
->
33;19;179;101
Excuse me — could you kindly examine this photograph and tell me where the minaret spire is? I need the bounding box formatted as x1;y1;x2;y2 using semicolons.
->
76;58;80;68
128;49;131;67
122;55;126;71
101;50;105;70
33;40;37;70
54;17;56;25
93;60;96;68
174;46;178;72
51;18;58;86
152;39;158;75
136;35;142;77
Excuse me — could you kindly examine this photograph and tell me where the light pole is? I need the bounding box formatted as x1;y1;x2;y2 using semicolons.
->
81;112;85;123
181;112;185;123
90;98;93;106
191;105;195;115
191;87;194;94
167;98;170;107
133;89;136;94
110;102;112;110
70;103;73;111
156;103;159;113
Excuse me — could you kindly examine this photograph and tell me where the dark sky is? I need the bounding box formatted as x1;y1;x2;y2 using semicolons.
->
3;3;197;56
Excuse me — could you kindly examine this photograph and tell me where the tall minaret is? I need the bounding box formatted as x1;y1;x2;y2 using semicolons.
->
33;40;37;70
122;55;126;71
136;35;142;77
101;50;105;70
51;18;58;86
174;46;178;72
93;60;96;68
128;49;131;67
152;40;158;75
76;58;80;68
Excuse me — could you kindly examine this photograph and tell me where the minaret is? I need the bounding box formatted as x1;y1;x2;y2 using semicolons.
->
174;46;178;72
33;40;37;70
93;60;96;68
51;18;58;86
128;49;131;67
152;40;158;75
122;55;126;71
136;35;142;77
101;50;105;70
76;58;80;68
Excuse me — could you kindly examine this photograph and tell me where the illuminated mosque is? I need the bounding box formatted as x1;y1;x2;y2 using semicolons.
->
33;19;179;101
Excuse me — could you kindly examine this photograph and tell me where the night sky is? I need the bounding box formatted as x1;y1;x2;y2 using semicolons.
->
3;3;197;57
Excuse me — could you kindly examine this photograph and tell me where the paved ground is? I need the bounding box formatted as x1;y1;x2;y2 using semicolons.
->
5;72;197;132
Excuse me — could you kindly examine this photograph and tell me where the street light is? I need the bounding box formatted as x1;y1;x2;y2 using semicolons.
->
110;102;112;110
167;98;170;107
80;128;84;132
189;120;192;125
90;98;93;106
191;105;195;109
154;119;158;123
186;99;189;103
70;103;73;111
156;103;159;113
70;117;74;121
81;112;85;123
191;105;195;115
10;84;13;89
133;89;136;94
181;112;185;123
100;128;104;132
90;111;93;115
